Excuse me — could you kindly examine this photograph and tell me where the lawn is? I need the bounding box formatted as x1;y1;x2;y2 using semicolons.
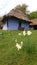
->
0;30;37;65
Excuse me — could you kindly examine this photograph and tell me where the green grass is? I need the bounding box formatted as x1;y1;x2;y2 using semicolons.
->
0;30;37;65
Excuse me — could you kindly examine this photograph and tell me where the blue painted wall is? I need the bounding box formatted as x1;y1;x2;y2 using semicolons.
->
3;17;29;30
3;18;19;30
8;18;19;30
21;22;29;30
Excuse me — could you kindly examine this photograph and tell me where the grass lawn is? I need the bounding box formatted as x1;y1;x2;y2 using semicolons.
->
0;30;37;65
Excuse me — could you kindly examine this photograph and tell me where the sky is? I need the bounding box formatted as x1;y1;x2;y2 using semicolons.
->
0;0;37;16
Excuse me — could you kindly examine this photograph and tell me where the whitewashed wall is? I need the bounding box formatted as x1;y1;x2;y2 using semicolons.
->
3;21;7;30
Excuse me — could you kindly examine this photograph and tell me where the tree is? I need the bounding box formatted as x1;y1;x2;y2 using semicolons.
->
15;4;28;15
28;11;37;19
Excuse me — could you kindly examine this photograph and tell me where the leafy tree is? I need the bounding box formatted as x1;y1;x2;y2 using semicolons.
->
15;4;28;15
28;11;37;19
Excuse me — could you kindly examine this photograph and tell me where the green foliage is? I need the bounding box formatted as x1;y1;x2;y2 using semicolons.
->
25;43;36;54
0;30;37;65
28;11;37;19
15;4;27;14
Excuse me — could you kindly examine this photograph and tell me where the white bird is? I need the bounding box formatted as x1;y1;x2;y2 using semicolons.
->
16;43;22;51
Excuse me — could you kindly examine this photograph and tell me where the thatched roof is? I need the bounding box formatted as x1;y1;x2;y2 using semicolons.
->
0;17;3;23
30;18;37;25
0;17;3;26
6;9;30;21
0;17;3;21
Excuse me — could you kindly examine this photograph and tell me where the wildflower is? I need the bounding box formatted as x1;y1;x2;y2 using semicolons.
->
23;30;26;36
21;41;23;45
27;31;32;35
15;39;17;42
16;43;22;51
18;33;21;35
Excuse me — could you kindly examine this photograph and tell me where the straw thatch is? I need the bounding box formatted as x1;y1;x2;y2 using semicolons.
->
0;17;3;28
6;9;30;21
0;17;3;21
30;18;37;25
0;17;3;23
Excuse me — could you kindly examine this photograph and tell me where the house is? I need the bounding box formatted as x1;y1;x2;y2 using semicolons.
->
0;17;3;29
0;9;31;30
30;18;37;29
